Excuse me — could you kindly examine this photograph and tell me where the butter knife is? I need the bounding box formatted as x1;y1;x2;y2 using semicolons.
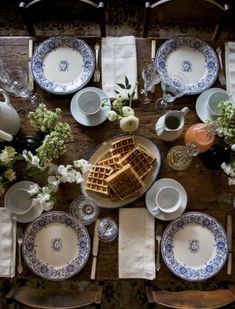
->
227;214;232;275
91;219;100;280
156;223;163;272
28;39;34;92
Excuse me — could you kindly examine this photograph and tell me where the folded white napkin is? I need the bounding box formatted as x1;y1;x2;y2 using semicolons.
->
0;207;16;277
101;36;138;99
119;208;155;280
225;42;235;100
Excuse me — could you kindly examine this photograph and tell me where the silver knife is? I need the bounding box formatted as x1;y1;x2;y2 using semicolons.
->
28;39;34;92
227;214;232;275
91;219;100;280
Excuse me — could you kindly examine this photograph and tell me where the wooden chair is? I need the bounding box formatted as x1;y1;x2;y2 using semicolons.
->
145;284;235;309
6;284;103;308
17;0;106;37
143;0;231;41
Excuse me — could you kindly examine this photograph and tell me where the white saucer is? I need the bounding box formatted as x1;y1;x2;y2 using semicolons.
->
145;178;187;221
195;87;230;122
4;181;43;223
70;87;111;127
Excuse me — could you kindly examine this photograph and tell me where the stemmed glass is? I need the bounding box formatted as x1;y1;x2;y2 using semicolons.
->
140;63;160;104
155;73;188;114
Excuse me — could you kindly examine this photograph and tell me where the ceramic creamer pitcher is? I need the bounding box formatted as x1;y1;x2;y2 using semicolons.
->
0;88;20;142
155;107;189;141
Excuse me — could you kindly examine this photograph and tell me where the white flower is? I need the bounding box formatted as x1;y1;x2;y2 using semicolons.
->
119;115;139;133
112;100;123;111
0;146;16;164
22;150;42;169
116;93;124;101
228;177;235;185
4;169;16;182
47;162;59;175
73;159;91;173
27;183;41;196
43;200;54;211
0;184;5;196
122;106;134;117
108;110;118;122
48;175;61;192
58;165;72;177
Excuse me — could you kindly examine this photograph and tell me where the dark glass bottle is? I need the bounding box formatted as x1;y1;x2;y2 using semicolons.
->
200;143;232;170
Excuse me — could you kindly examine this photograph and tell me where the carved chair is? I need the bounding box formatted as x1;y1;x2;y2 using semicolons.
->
143;0;231;41
17;0;106;37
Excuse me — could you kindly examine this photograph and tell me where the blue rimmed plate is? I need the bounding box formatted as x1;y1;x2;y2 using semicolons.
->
161;212;228;281
22;211;90;281
32;37;95;95
155;36;219;95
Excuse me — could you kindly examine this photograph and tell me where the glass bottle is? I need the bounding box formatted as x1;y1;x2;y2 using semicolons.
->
184;123;215;153
167;143;199;170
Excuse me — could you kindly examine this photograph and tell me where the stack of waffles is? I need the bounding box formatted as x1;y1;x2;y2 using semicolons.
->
85;136;157;200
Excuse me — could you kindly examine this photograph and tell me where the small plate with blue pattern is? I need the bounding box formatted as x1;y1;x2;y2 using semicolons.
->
31;37;95;95
155;36;219;95
22;211;91;280
161;212;228;281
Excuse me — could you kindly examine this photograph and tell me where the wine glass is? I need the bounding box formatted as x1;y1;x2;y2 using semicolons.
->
155;73;188;114
0;65;42;111
140;62;160;104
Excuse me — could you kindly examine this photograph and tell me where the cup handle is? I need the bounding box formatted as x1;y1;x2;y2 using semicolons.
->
152;205;159;213
101;97;109;107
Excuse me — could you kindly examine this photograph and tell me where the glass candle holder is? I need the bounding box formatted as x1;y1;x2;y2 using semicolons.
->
97;218;118;242
69;196;99;225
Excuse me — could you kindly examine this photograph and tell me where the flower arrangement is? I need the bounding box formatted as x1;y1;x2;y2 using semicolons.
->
0;146;18;195
28;104;72;163
108;76;139;133
221;161;235;185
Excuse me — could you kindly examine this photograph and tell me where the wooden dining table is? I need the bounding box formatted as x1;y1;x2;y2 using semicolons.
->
0;36;234;285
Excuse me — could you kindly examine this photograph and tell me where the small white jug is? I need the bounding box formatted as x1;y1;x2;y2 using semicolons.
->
155;107;189;141
0;88;21;142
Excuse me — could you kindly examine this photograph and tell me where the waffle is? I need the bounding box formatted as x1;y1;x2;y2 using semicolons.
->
85;165;113;196
106;164;145;200
110;137;136;157
97;154;121;172
118;146;156;179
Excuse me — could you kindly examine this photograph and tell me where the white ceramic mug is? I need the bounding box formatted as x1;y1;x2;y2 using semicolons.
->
207;91;230;117
154;186;181;214
78;91;101;116
6;188;32;215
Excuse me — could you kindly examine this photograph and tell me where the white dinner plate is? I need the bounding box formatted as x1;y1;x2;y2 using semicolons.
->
4;181;43;223
81;134;162;208
145;178;187;221
161;212;228;281
155;36;219;95
22;211;90;281
195;87;231;122
70;87;111;126
32;37;95;95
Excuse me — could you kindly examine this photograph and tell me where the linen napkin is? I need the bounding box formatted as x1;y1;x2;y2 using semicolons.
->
101;36;138;99
0;207;16;277
225;41;235;100
119;208;155;279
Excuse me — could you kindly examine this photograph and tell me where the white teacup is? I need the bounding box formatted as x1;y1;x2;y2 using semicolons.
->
207;91;230;117
78;91;101;116
153;186;181;214
6;188;32;215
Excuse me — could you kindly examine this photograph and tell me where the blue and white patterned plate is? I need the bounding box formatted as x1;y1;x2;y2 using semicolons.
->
161;212;228;281
22;211;91;281
155;36;219;95
32;37;95;95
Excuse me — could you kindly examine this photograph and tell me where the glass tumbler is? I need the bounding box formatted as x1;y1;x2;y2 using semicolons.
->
69;196;99;225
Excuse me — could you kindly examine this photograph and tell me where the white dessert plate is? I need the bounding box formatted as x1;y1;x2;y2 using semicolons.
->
22;211;90;281
161;212;228;281
70;87;111;126
4;181;43;223
145;178;187;221
81;134;162;208
32;37;95;95
155;36;219;95
195;87;231;122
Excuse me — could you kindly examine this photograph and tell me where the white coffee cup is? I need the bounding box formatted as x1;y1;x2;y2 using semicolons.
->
6;188;32;215
207;91;230;117
154;186;181;214
78;91;101;116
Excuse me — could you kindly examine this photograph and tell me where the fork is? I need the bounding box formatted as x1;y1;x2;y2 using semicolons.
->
17;226;24;274
93;43;101;82
216;47;226;87
156;223;163;272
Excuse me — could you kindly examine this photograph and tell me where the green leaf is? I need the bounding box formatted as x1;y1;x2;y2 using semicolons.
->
127;84;131;90
125;76;129;87
117;83;126;89
114;90;119;94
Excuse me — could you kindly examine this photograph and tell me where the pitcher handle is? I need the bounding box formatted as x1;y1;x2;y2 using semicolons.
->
0;88;11;106
0;129;13;142
181;106;189;115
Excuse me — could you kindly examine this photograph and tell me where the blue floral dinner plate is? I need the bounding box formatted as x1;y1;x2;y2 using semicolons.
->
161;212;228;281
22;211;90;281
31;37;95;95
155;36;219;95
